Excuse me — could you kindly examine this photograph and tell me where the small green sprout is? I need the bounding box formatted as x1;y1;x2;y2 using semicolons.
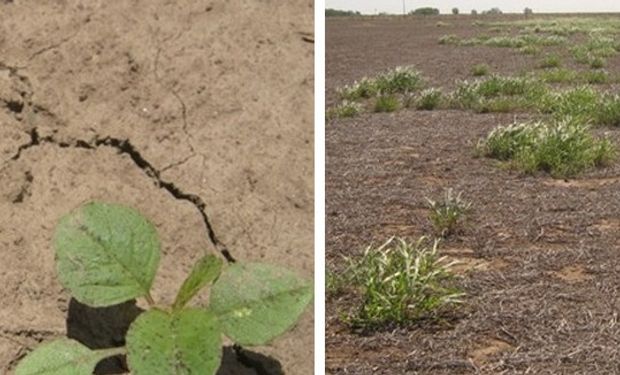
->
15;202;312;375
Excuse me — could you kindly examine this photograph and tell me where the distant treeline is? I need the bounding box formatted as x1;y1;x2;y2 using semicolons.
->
326;7;530;17
326;8;361;17
410;7;440;15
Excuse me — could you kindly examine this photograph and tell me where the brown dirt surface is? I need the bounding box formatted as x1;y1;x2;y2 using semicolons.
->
0;1;313;374
327;14;620;374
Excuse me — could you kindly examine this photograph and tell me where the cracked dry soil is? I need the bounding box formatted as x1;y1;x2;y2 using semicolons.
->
0;1;313;374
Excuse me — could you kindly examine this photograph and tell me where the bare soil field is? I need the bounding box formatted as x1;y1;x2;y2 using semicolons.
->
327;15;620;374
0;1;313;374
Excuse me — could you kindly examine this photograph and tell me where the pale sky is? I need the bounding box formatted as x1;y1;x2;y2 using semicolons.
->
325;0;620;14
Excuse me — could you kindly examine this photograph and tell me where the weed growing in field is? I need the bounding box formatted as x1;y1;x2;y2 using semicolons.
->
474;17;620;36
590;57;606;69
326;268;346;296
596;94;620;126
480;118;615;177
338;66;423;102
341;237;463;328
15;202;311;375
572;36;620;65
327;101;362;119
471;64;490;76
540;86;600;120
451;76;546;112
444;74;620;124
459;34;566;49
519;45;541;55
416;88;443;110
571;45;591;64
536;68;609;85
426;189;471;237
374;66;424;94
438;34;459;45
374;94;400;112
338;77;379;100
584;70;609;84
537;68;578;83
584;36;620;57
539;54;561;69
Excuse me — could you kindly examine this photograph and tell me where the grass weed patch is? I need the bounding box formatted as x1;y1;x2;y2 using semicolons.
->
450;76;547;112
537;68;578;83
479;118;615;177
438;34;459;45
374;66;424;94
471;64;490;76
416;88;443;110
326;101;362;119
590;56;606;69
337;66;424;104
426;189;472;237
540;86;600;120
374;95;400;112
539;54;562;69
595;94;620;127
340;237;463;328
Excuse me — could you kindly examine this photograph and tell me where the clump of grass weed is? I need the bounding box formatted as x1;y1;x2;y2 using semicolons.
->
480;118;615;177
426;189;471;237
374;95;400;112
585;36;620;57
538;68;578;83
451;76;547;112
374;66;423;94
461;34;566;49
539;54;561;69
416;88;443;110
519;45;541;55
471;64;490;76
337;77;378;100
341;237;463;328
438;34;459;45
572;45;591;64
595;94;620;126
540;86;600;121
326;101;362;119
337;66;424;101
326;268;346;296
536;69;608;85
584;70;609;84
590;56;606;69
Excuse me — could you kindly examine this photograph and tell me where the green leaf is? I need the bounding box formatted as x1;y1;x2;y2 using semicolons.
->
15;338;123;375
54;202;161;307
173;255;223;310
126;308;222;375
210;263;312;345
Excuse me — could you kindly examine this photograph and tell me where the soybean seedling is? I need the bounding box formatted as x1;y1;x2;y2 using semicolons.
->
15;202;312;375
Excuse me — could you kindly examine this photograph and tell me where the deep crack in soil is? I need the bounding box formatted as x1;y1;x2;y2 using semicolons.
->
7;127;236;262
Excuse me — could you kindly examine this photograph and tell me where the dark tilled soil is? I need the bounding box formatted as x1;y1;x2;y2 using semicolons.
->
326;14;620;105
327;15;620;374
0;1;313;374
